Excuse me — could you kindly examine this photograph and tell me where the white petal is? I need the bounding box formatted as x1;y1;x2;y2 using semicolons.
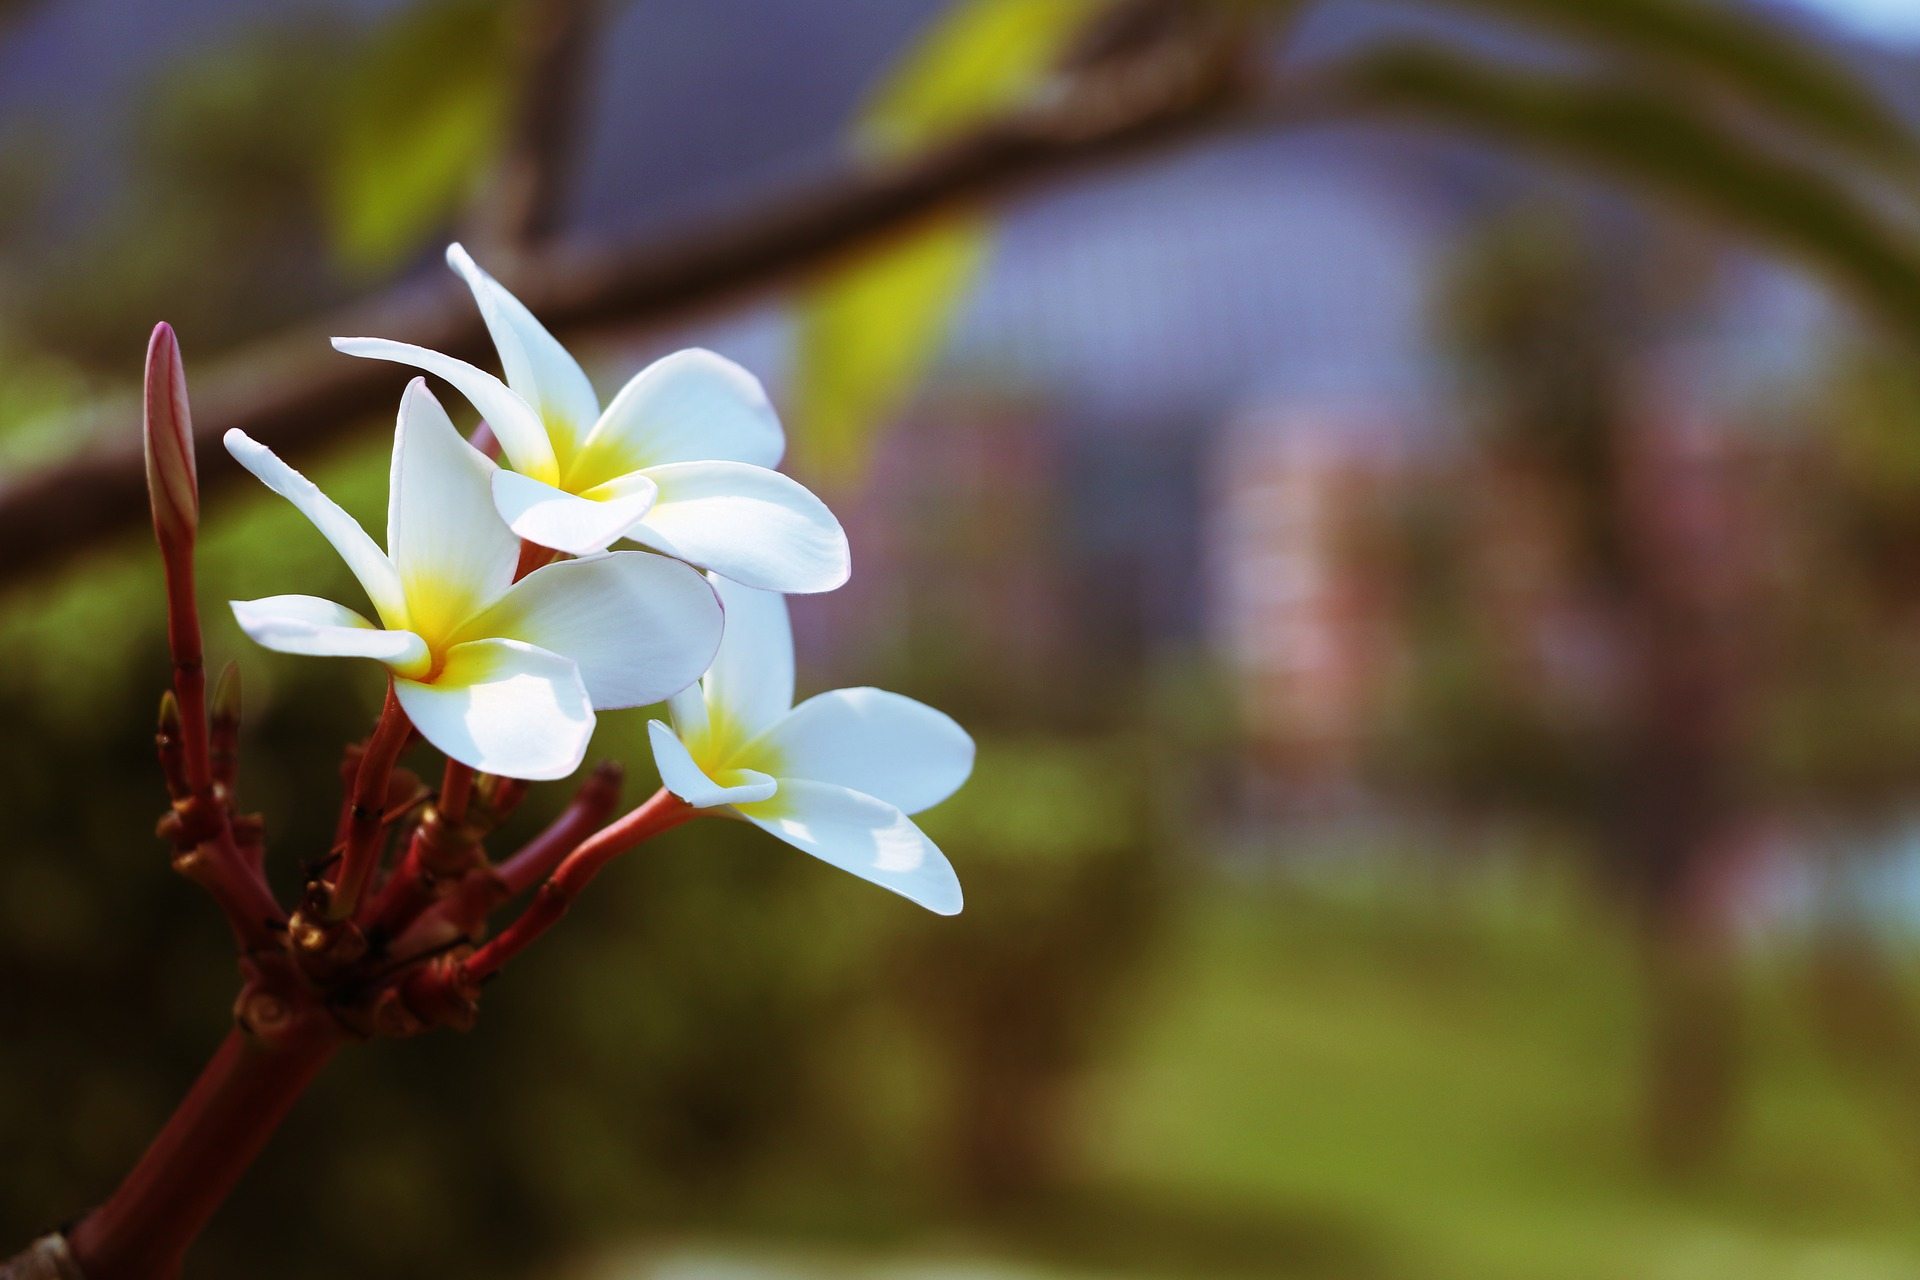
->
393;638;592;781
569;348;783;488
332;336;558;484
388;380;519;642
230;595;429;674
736;780;962;915
755;688;972;815
667;684;710;745
702;576;794;741
491;469;656;555
222;429;408;629
626;461;850;594
461;551;723;709
446;243;599;458
648;720;778;808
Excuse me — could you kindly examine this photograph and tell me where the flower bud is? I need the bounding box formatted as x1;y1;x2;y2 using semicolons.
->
211;661;242;729
155;690;190;800
211;661;243;795
157;689;183;738
143;322;199;552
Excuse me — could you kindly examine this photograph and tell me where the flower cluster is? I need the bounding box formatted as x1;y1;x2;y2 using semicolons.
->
230;245;969;914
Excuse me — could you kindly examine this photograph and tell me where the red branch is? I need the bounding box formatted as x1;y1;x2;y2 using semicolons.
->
383;761;624;960
328;687;413;920
495;761;625;897
459;788;693;985
438;760;475;829
67;1010;340;1280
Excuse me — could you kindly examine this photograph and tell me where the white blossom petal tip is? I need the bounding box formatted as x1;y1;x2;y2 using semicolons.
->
330;335;557;483
222;429;408;628
736;780;962;915
230;595;430;675
627;461;850;594
760;687;974;815
443;243;599;449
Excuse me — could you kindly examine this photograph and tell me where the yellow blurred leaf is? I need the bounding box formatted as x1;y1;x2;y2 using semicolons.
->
791;0;1106;477
792;217;990;476
324;0;515;276
861;0;1104;155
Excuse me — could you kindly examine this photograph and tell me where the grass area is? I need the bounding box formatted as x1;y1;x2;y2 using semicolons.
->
1084;863;1920;1280
600;860;1920;1279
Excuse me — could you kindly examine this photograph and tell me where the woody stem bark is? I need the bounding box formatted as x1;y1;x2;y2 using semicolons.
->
65;1010;341;1280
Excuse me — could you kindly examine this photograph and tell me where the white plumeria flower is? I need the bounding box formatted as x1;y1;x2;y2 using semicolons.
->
647;578;972;915
331;244;850;593
224;379;725;781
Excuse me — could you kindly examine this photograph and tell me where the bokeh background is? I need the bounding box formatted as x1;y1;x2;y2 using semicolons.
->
8;1;1920;1276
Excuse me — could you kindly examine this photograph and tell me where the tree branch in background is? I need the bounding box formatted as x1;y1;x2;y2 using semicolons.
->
0;18;1262;594
9;4;1920;594
471;0;605;257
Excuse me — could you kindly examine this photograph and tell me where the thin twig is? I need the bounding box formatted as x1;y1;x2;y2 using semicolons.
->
470;0;603;255
327;686;413;920
460;788;692;985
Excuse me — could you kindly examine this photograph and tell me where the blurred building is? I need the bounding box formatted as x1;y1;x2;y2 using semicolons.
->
1207;406;1407;813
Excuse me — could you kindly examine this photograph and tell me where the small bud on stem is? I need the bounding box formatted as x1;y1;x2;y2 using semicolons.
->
144;323;212;799
155;691;189;802
139;327;284;953
143;323;199;557
326;686;414;921
210;661;242;799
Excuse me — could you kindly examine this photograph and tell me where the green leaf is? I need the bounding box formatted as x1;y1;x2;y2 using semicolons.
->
790;0;1105;476
1420;0;1919;174
324;0;515;276
862;0;1105;154
791;217;991;475
1334;43;1920;341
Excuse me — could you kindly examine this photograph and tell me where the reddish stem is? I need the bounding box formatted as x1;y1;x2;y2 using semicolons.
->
328;686;412;919
382;762;624;958
174;837;286;953
160;555;212;799
462;789;692;983
495;761;625;896
363;760;475;936
439;760;475;828
209;662;242;802
360;546;554;934
67;1013;339;1280
513;540;558;580
362;826;434;941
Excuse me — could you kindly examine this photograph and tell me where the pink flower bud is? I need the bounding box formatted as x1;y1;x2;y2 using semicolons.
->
144;322;199;551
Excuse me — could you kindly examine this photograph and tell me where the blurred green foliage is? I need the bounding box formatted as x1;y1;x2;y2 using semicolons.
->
325;0;517;275
1427;0;1920;170
789;0;1100;477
